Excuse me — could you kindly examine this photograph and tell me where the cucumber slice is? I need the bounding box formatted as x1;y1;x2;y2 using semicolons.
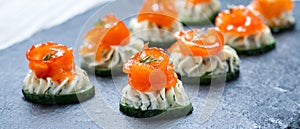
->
159;103;193;118
81;63;112;76
119;103;193;118
22;85;95;105
81;62;125;77
233;42;276;55
93;67;112;76
270;22;295;33
199;68;239;84
180;11;219;26
120;103;165;118
146;39;176;48
178;67;240;85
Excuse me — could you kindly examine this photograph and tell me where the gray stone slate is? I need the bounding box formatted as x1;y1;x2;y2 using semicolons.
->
0;0;299;129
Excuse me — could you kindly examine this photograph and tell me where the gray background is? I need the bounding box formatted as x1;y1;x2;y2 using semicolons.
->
0;0;299;128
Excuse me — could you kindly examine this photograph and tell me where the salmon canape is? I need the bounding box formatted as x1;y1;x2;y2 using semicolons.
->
168;28;240;84
248;0;295;33
215;5;275;55
129;0;183;47
120;44;193;118
79;14;144;76
175;0;221;25
23;42;94;104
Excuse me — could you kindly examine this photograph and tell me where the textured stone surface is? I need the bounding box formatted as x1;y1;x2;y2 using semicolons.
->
0;0;300;129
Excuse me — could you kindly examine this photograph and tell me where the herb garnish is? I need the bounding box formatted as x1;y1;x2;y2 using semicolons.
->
43;53;54;61
139;56;158;64
94;20;105;27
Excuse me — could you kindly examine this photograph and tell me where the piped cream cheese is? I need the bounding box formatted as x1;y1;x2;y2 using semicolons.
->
248;5;295;28
175;0;220;22
221;27;275;50
80;37;144;69
170;45;239;77
129;18;183;43
120;80;191;111
23;67;92;95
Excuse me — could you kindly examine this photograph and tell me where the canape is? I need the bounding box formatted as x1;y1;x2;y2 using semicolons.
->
175;0;221;25
168;28;240;84
23;42;94;104
79;14;144;76
129;0;183;47
248;0;295;33
120;44;193;118
215;5;275;55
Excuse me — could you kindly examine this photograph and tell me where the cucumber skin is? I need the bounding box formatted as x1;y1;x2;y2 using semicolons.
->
270;22;295;33
119;103;193;118
178;68;240;85
145;39;176;49
94;68;112;77
234;42;276;55
81;63;125;77
181;11;219;26
120;103;166;118
22;86;95;105
201;68;239;84
81;63;112;77
160;103;193;118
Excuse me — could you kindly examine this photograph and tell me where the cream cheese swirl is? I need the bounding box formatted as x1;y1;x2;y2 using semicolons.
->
175;0;220;22
129;18;183;43
248;5;295;28
170;45;239;77
23;67;92;95
80;37;144;69
222;27;275;50
120;80;191;110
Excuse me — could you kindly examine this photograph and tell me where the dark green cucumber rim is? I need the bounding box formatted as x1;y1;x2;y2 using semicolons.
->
22;85;95;105
142;39;176;48
119;103;193;118
233;42;276;55
81;62;111;76
181;11;219;26
81;63;123;77
270;22;295;33
120;103;166;118
178;67;240;85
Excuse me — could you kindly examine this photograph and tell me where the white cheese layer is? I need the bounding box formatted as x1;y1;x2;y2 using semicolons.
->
23;67;92;95
120;80;190;111
129;18;183;43
175;0;220;22
222;27;275;50
80;37;144;69
170;45;239;77
248;5;295;28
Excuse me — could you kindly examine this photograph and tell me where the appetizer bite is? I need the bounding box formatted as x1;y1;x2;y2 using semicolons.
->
129;0;183;47
23;42;94;104
248;0;295;33
168;28;240;84
79;14;144;76
215;5;276;55
175;0;221;25
120;44;193;118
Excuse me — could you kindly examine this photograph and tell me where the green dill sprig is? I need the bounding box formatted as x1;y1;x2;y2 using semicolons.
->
43;53;54;61
139;56;158;64
94;20;105;27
